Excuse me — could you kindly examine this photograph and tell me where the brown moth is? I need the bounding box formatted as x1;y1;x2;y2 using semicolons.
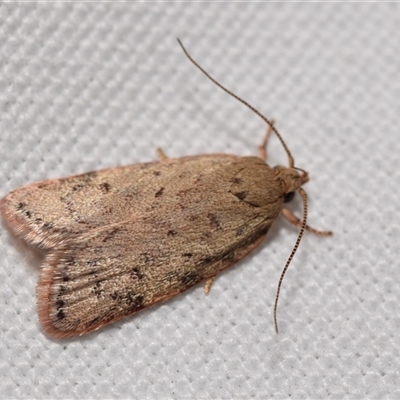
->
1;40;332;338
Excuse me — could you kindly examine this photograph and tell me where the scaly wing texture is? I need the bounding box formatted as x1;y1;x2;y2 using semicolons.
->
38;215;269;338
2;154;285;337
1;155;236;247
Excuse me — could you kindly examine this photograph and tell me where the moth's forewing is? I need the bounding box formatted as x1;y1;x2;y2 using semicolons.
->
2;155;285;337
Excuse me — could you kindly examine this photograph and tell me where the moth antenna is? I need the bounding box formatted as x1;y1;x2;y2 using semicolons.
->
177;38;295;168
274;187;308;333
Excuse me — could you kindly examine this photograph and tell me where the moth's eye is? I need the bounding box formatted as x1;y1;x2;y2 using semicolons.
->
284;191;295;203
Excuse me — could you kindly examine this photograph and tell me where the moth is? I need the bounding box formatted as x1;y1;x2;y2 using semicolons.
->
1;40;332;338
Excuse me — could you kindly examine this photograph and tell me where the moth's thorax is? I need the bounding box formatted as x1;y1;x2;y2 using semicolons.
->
229;156;289;208
273;165;308;194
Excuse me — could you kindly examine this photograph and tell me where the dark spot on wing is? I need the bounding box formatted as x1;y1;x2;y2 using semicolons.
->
168;230;177;237
127;293;144;312
72;184;84;192
130;267;144;280
88;317;101;327
56;299;65;309
59;285;67;294
222;250;236;263
208;213;221;230
235;191;247;200
100;182;111;193
56;309;65;320
153;171;161;176
182;252;193;258
181;271;199;285
76;219;91;226
134;295;144;309
111;292;119;301
155;187;165;198
17;202;26;211
93;282;104;298
124;192;137;200
200;255;214;265
232;177;242;184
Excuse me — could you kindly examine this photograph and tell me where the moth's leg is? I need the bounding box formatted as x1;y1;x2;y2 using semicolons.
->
157;148;169;161
204;276;216;294
282;208;333;236
258;119;275;162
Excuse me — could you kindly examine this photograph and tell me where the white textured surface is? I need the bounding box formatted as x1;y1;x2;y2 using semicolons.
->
1;3;400;399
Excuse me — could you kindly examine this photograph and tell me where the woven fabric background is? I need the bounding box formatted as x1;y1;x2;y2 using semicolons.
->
0;3;399;399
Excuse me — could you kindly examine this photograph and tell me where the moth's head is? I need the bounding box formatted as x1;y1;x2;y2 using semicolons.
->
273;166;309;202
